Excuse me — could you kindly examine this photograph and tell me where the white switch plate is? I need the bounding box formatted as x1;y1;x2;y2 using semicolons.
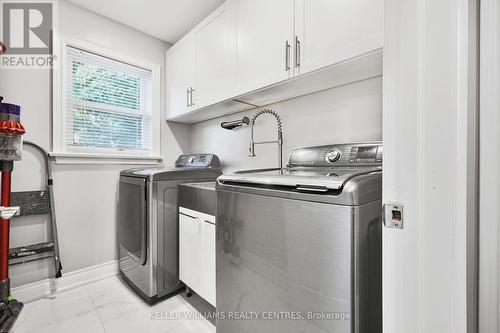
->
383;202;404;229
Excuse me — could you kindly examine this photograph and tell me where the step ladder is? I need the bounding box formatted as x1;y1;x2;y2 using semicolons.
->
8;141;62;278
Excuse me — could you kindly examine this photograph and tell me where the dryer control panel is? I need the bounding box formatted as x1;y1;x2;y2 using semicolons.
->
175;154;220;168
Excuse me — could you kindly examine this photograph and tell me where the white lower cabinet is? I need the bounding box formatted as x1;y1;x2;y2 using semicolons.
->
179;210;202;291
201;222;216;305
179;207;216;306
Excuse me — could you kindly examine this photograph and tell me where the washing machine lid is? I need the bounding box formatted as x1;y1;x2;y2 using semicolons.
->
122;167;178;177
218;166;381;191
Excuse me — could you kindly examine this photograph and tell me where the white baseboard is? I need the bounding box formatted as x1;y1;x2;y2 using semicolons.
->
11;260;118;303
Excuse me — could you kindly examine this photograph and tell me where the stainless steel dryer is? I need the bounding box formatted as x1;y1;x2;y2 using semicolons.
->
118;154;221;303
216;142;382;333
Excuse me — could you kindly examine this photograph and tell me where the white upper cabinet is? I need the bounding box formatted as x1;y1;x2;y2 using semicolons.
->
295;0;384;75
165;0;384;123
166;36;195;119
235;0;295;95
194;1;237;109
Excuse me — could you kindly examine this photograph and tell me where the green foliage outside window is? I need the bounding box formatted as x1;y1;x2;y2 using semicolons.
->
70;61;144;150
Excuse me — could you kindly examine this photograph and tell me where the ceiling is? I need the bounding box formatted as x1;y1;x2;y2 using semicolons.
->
67;0;225;44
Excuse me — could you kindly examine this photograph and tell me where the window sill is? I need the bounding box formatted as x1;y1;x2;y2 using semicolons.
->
49;152;162;165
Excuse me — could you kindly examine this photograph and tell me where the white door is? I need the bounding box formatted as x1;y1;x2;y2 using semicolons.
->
480;0;500;331
383;0;477;332
295;0;383;75
179;212;202;293
235;0;295;95
166;36;195;119
201;221;216;306
195;1;237;109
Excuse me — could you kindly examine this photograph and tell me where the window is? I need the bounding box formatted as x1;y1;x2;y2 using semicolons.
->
66;46;151;153
57;43;160;161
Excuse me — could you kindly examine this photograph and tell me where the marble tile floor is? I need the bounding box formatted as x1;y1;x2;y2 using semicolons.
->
12;276;216;333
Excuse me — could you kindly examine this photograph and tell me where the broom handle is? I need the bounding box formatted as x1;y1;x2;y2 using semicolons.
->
0;163;12;283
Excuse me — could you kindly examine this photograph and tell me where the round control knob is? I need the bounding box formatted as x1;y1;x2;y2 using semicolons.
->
325;150;341;163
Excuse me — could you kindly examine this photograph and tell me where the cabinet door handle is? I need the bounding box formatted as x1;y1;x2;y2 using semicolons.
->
295;36;301;68
285;40;291;71
180;212;197;220
190;88;195;106
186;88;190;107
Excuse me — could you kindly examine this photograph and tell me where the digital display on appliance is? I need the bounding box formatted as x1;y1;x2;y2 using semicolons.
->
356;146;378;159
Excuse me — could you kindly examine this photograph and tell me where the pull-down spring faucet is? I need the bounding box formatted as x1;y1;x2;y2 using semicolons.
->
249;109;283;169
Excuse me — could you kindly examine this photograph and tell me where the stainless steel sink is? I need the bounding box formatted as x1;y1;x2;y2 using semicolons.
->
178;182;217;216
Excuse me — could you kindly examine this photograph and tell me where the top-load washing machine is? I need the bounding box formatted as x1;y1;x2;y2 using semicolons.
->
118;154;221;303
216;142;382;333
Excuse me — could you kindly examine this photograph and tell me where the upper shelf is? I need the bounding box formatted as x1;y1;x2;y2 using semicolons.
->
166;49;383;124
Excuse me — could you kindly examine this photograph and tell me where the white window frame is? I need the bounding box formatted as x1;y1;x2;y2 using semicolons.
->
52;36;162;165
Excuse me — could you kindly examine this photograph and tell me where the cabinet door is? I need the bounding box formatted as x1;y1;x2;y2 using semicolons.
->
201;221;216;306
235;0;295;94
296;0;384;75
195;1;237;109
179;211;202;293
166;36;195;119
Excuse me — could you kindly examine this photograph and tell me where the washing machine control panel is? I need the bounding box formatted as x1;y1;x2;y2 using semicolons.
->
289;142;383;167
325;149;342;163
349;145;383;164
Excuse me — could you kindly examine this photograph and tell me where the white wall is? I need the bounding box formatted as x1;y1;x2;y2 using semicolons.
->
190;77;382;173
0;1;191;287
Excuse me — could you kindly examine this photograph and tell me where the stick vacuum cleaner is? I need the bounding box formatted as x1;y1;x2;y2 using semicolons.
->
0;96;25;333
